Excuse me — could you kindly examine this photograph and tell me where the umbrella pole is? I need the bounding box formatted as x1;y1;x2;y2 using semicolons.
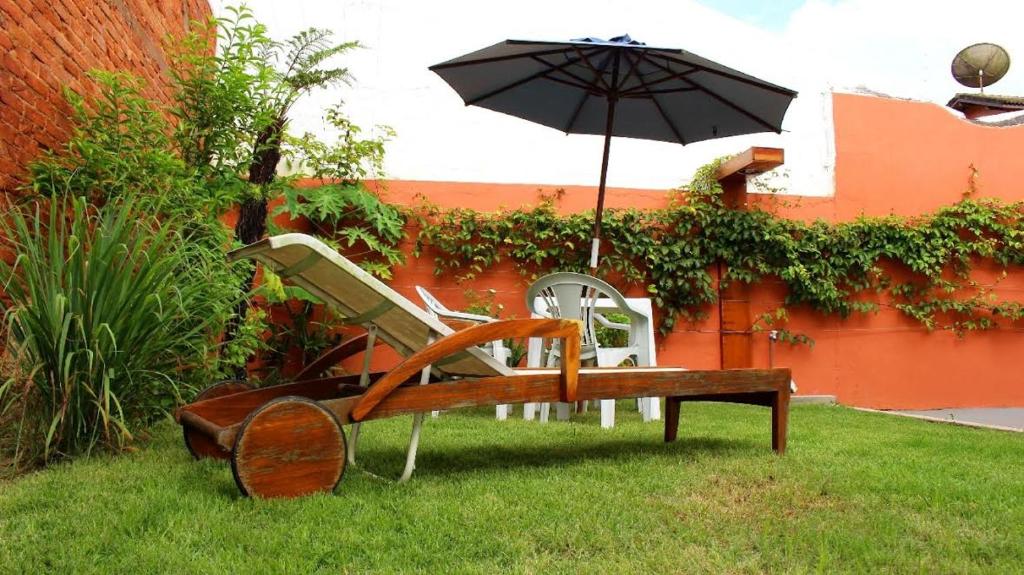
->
591;94;618;269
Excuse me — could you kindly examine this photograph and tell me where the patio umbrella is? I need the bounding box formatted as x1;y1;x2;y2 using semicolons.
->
429;35;797;267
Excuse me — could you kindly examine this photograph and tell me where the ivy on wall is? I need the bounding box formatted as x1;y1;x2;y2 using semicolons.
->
411;160;1024;341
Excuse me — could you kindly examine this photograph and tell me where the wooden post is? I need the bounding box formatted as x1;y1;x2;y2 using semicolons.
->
559;328;582;402
772;390;790;454
715;147;784;370
663;397;680;442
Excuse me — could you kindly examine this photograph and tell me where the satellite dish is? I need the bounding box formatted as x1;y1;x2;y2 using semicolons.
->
952;43;1010;92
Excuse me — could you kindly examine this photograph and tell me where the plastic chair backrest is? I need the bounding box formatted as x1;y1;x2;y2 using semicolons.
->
525;272;643;349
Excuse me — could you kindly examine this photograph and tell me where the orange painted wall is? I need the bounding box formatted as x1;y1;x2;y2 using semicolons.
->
756;93;1024;409
327;181;719;374
354;92;1024;409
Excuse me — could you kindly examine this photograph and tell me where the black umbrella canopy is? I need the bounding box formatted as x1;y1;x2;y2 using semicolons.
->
430;35;797;267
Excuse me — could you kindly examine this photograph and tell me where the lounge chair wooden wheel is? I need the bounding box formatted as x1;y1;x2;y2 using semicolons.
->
230;396;347;498
183;379;253;460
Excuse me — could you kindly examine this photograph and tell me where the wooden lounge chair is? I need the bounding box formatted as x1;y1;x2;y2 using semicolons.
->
176;234;792;499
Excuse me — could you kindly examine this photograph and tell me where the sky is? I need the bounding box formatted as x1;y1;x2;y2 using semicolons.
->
210;0;1024;195
796;0;1023;99
697;0;817;31
696;0;1024;102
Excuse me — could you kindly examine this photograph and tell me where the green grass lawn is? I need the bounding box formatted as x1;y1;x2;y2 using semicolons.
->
1;402;1022;574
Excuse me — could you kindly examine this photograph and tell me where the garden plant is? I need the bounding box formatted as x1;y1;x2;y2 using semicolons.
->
1;2;1023;572
0;5;390;469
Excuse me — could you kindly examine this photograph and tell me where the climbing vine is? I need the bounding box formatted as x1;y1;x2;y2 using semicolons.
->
412;160;1024;341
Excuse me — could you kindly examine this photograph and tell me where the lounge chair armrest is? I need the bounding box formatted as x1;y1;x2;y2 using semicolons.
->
352;318;582;421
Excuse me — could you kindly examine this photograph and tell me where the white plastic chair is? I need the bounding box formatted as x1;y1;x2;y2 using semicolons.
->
522;272;658;428
415;286;513;419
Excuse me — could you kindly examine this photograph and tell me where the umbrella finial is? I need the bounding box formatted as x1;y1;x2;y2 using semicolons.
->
608;34;643;46
571;35;645;47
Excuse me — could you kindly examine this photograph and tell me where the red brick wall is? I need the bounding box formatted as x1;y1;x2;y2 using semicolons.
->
0;0;210;193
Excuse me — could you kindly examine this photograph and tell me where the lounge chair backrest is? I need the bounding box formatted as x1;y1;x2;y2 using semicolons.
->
229;234;513;378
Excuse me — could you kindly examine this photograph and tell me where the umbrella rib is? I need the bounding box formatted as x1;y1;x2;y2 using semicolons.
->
463;48;604;106
543;74;604;94
684;77;781;133
571;46;613;91
429;46;577;71
639;54;782;133
654;52;796;97
621;87;698;97
538;57;608;90
619;67;699;96
563;49;616;133
615;48;643;93
646;97;687;144
623;52;687;145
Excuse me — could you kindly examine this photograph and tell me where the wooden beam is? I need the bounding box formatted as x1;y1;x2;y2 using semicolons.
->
714;147;785;370
339;367;791;424
715;147;784;182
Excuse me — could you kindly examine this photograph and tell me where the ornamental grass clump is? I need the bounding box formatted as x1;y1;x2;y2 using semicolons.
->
0;196;226;465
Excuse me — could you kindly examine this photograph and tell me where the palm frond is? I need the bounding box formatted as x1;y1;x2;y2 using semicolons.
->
280;28;360;92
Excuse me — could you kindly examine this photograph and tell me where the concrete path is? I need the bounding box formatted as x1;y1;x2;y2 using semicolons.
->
888;408;1024;432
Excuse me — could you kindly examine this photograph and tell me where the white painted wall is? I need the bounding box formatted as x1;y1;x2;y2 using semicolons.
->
208;0;1024;197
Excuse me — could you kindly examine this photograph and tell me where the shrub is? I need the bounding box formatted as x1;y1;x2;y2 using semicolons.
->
275;106;402;278
0;197;232;463
23;67;259;387
27;71;193;207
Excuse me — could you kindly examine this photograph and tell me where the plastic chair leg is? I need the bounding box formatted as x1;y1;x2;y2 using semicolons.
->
523;402;537;421
600;399;615;428
639;397;661;422
495;404;510;420
555;402;571;421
